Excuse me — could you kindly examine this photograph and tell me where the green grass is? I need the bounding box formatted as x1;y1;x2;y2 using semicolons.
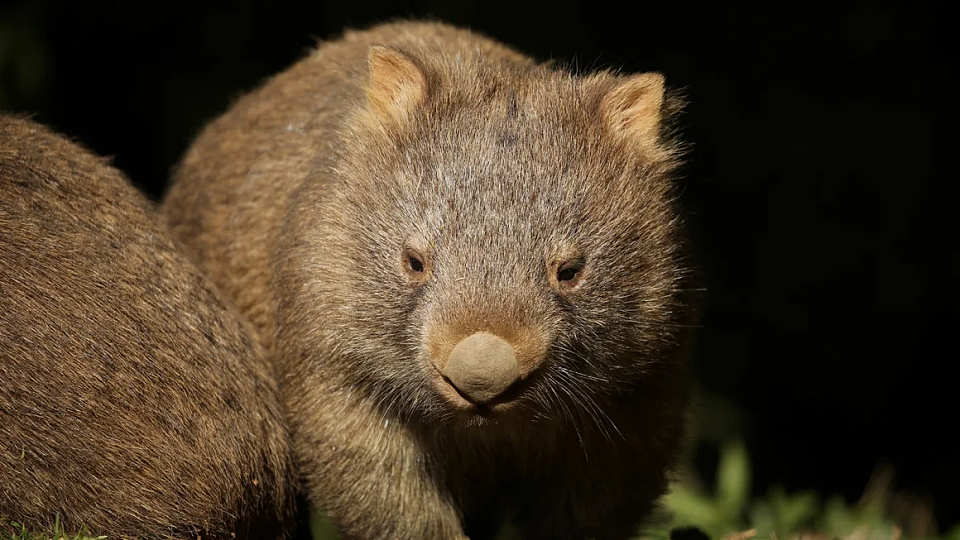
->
2;515;104;540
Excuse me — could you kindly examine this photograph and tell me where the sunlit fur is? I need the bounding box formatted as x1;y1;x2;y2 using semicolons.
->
163;20;697;540
0;116;294;539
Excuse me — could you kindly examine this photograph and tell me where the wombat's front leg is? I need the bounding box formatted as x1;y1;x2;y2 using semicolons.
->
286;380;466;540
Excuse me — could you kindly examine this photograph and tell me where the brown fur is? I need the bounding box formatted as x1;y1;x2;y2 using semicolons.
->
0;116;295;538
162;20;697;540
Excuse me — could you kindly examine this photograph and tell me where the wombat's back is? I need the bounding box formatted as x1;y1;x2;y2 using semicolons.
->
0;116;294;538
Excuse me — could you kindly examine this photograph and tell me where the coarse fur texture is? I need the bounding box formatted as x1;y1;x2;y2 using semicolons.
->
162;20;697;540
0;116;295;539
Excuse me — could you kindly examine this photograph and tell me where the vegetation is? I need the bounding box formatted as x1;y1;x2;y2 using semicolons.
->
2;516;104;540
637;439;958;540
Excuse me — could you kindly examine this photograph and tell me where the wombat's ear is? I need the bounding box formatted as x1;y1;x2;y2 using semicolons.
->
599;73;665;154
366;46;428;122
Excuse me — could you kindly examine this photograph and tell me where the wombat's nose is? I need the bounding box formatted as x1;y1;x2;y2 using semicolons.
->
444;332;520;405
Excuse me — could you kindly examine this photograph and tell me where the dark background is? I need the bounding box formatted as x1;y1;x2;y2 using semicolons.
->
1;0;955;531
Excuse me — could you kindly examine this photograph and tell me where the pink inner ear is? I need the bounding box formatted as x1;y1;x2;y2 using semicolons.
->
367;46;428;118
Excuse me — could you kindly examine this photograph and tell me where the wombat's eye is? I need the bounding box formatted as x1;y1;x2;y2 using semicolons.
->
551;258;585;290
402;247;430;283
557;266;579;282
408;254;424;273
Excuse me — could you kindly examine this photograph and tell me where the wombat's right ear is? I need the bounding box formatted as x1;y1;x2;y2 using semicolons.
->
366;46;428;123
599;73;668;158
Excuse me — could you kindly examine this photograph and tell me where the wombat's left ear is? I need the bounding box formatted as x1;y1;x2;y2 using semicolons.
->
599;73;665;154
366;46;428;123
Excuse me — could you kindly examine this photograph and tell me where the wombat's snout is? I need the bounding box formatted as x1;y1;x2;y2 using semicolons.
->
443;332;520;404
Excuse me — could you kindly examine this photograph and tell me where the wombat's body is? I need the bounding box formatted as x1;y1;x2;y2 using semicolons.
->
0;116;294;538
163;21;696;540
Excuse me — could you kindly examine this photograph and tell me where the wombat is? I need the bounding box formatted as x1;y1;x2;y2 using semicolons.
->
162;20;696;540
0;116;295;538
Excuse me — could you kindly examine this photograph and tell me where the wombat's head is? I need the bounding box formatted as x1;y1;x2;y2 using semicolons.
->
281;45;692;428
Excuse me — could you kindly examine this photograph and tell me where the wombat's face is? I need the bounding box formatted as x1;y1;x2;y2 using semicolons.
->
292;47;689;428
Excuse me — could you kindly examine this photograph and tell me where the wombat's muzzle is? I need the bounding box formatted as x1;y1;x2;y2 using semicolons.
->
442;332;520;404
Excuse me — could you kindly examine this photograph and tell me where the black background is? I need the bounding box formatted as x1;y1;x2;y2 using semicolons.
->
1;0;955;530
